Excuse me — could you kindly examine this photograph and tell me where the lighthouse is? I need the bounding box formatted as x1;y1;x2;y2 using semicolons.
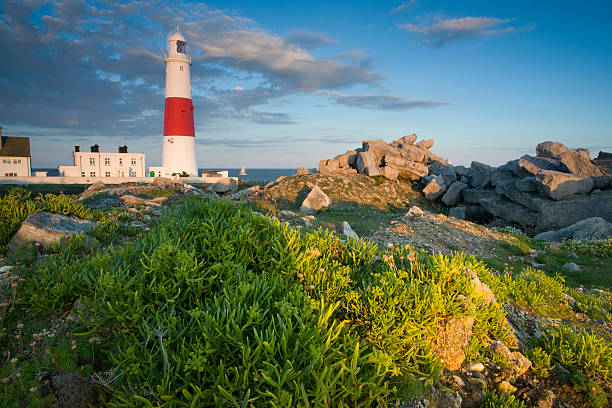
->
162;30;198;176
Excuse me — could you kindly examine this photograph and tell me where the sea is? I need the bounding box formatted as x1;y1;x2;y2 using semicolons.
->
33;168;300;182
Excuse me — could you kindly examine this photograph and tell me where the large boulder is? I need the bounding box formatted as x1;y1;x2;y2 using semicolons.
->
382;166;399;180
152;177;183;188
515;176;538;192
295;166;310;175
534;217;612;242
8;212;96;251
396;161;429;181
535;190;612;232
496;181;551;211
362;140;395;165
429;162;457;187
480;197;537;227
536;141;570;159
355;151;382;176
78;181;107;201
300;186;331;215
515;155;561;177
390;134;417;148
535;170;594;201
416;139;434;149
462;188;498;204
558;150;603;177
398;145;426;162
442;181;468;206
432;316;474;371
423;176;447;201
470;162;494;188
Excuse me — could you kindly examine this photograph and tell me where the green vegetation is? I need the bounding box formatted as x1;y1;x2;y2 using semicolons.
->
481;389;525;408
0;187;103;253
2;197;516;406
524;347;552;378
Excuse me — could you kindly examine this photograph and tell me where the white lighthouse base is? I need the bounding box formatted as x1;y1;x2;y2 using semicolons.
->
162;135;198;176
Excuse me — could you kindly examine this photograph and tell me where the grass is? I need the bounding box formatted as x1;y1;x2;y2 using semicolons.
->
0;184;87;196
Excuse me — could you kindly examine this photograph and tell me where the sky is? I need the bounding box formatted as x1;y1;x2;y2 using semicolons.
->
0;0;611;168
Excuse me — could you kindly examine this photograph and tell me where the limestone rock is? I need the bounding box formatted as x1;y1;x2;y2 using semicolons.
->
295;166;310;175
397;161;429;181
382;166;399;180
152;177;183;188
442;181;468;206
536;141;570;159
416;139;434;149
362;139;395;165
462;188;498;204
390;133;417;148
426;389;462;408
433;316;475;371
120;194;161;207
498;381;517;394
448;206;466;219
535;190;612;232
489;341;531;380
300;186;331;215
496;181;551;211
8;212;96;251
563;262;580;272
355;151;382;176
470;362;485;373
51;373;95;408
423;176;447;201
407;205;426;217
206;178;238;194
592;175;611;189
535;390;555;408
398;145;426;162
503;304;543;341
515;155;561;177
558;149;603;177
534;217;612;241
466;269;497;306
429;162;457;187
231;185;261;200
480;197;537;227
515;177;538;192
341;221;358;239
470;162;494;188
78;181;107;200
535;170;594;201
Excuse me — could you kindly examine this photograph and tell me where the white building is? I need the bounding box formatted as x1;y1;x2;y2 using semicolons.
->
59;144;146;178
0;127;31;177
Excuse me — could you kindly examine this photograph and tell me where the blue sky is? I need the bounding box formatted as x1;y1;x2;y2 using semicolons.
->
0;0;611;168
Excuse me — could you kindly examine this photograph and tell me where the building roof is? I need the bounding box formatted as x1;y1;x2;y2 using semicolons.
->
0;136;31;157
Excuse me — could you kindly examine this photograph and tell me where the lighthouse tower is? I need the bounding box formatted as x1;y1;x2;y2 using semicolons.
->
162;30;198;176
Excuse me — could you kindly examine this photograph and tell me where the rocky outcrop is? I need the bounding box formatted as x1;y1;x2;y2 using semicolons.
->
534;217;612;241
8;212;96;251
300;186;331;215
535;170;594;200
295;166;310;175
433;316;475;371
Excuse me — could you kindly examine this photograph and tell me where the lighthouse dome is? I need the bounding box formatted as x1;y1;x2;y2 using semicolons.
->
169;32;186;42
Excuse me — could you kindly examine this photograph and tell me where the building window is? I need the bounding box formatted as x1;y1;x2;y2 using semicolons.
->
1;159;7;164
177;40;187;54
81;172;85;177
105;171;111;177
119;158;123;166
131;158;137;166
5;173;17;177
89;158;95;165
105;158;111;166
90;172;96;177
13;159;21;164
120;171;125;177
179;66;183;71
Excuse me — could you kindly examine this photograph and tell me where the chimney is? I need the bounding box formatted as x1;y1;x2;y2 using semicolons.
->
90;144;99;153
118;145;128;153
0;126;2;137
75;144;80;152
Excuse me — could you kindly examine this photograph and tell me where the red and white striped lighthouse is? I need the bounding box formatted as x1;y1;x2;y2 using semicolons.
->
162;31;198;176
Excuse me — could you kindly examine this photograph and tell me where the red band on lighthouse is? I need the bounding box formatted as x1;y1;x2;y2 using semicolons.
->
163;97;195;137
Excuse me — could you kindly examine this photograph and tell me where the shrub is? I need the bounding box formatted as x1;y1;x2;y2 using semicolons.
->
525;347;552;378
481;389;525;408
561;238;612;257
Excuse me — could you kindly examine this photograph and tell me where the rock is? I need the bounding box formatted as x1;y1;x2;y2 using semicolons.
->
480;197;537;227
470;362;486;373
467;377;486;387
152;177;182;188
300;186;331;215
563;262;580;272
448;206;466;219
279;210;299;218
498;381;517;394
498;159;519;173
490;170;517;187
451;375;465;387
489;341;531;380
120;194;161;207
535;170;594;201
441;181;468;206
399;145;426;162
536;141;570;159
429;162;457;187
503;304;543;341
295;166;310;175
470;162;494;188
396;161;429;181
390;133;417;148
535;190;612;233
534;217;612;241
453;165;472;178
423;176;447;201
207;178;238;194
466;269;497;306
558;149;603;177
496;181;551;211
406;205;427;217
515;177;538;192
534;390;555;408
426;389;462;408
88;197;121;209
230;185;261;200
355;151;382;176
515;155;561;177
78;181;107;200
432;316;475;371
51;373;95;408
341;221;358;239
382;166;399;180
8;212;96;252
464;205;494;222
0;265;14;273
362;139;395;165
462;188;498;204
416;139;434;149
592;175;611;189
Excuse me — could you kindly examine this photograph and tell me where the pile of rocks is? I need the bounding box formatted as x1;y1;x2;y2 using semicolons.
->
318;134;447;181
423;142;611;234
